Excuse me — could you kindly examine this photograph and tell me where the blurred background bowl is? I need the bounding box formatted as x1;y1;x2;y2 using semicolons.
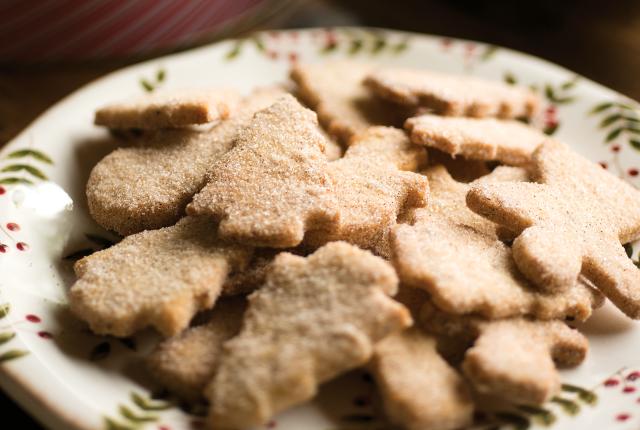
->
0;0;294;62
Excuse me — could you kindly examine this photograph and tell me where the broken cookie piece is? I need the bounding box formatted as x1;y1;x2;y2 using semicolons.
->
187;95;339;248
147;297;246;401
464;319;587;405
291;61;409;145
69;216;252;337
365;67;539;119
370;328;474;430
421;303;588;405
94;88;241;129
206;242;411;429
405;114;547;165
146;297;246;402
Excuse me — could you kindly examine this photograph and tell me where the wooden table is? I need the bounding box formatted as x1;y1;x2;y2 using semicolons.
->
2;0;639;427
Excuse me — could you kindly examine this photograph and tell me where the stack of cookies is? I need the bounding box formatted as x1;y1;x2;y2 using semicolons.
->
68;61;640;430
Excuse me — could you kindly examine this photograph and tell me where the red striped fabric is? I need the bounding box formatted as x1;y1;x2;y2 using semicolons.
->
0;0;270;61
46;1;160;59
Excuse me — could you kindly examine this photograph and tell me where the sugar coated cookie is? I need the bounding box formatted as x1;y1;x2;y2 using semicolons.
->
292;61;409;144
365;67;539;118
95;88;241;129
405;114;547;165
206;242;411;428
69;216;252;337
187;95;339;248
467;140;640;318
370;328;474;430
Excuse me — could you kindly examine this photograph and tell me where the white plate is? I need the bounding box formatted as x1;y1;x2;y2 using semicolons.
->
2;27;640;430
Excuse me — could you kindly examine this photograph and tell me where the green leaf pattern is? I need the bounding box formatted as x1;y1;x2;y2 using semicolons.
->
551;396;581;415
103;393;172;430
319;30;409;56
224;29;410;61
0;177;34;185
0;303;28;363
0;303;10;319
0;350;29;363
0;332;16;345
6;149;53;164
139;67;167;93
118;405;157;423
1;164;48;180
131;392;172;411
590;100;640;152
544;76;578;104
501;73;578;136
0;147;53;187
472;383;598;429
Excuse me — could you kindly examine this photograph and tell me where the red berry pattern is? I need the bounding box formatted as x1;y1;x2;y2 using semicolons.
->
599;141;640;183
605;378;620;387
602;369;640;425
0;219;29;254
26;314;41;323
628;371;640;381
616;413;630;422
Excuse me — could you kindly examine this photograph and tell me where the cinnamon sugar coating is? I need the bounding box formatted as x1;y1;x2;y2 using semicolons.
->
365;67;539;118
69;216;252;337
206;242;411;428
87;87;286;235
468;140;640;318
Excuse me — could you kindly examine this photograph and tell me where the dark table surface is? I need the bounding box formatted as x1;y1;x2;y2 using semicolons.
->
2;0;640;427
